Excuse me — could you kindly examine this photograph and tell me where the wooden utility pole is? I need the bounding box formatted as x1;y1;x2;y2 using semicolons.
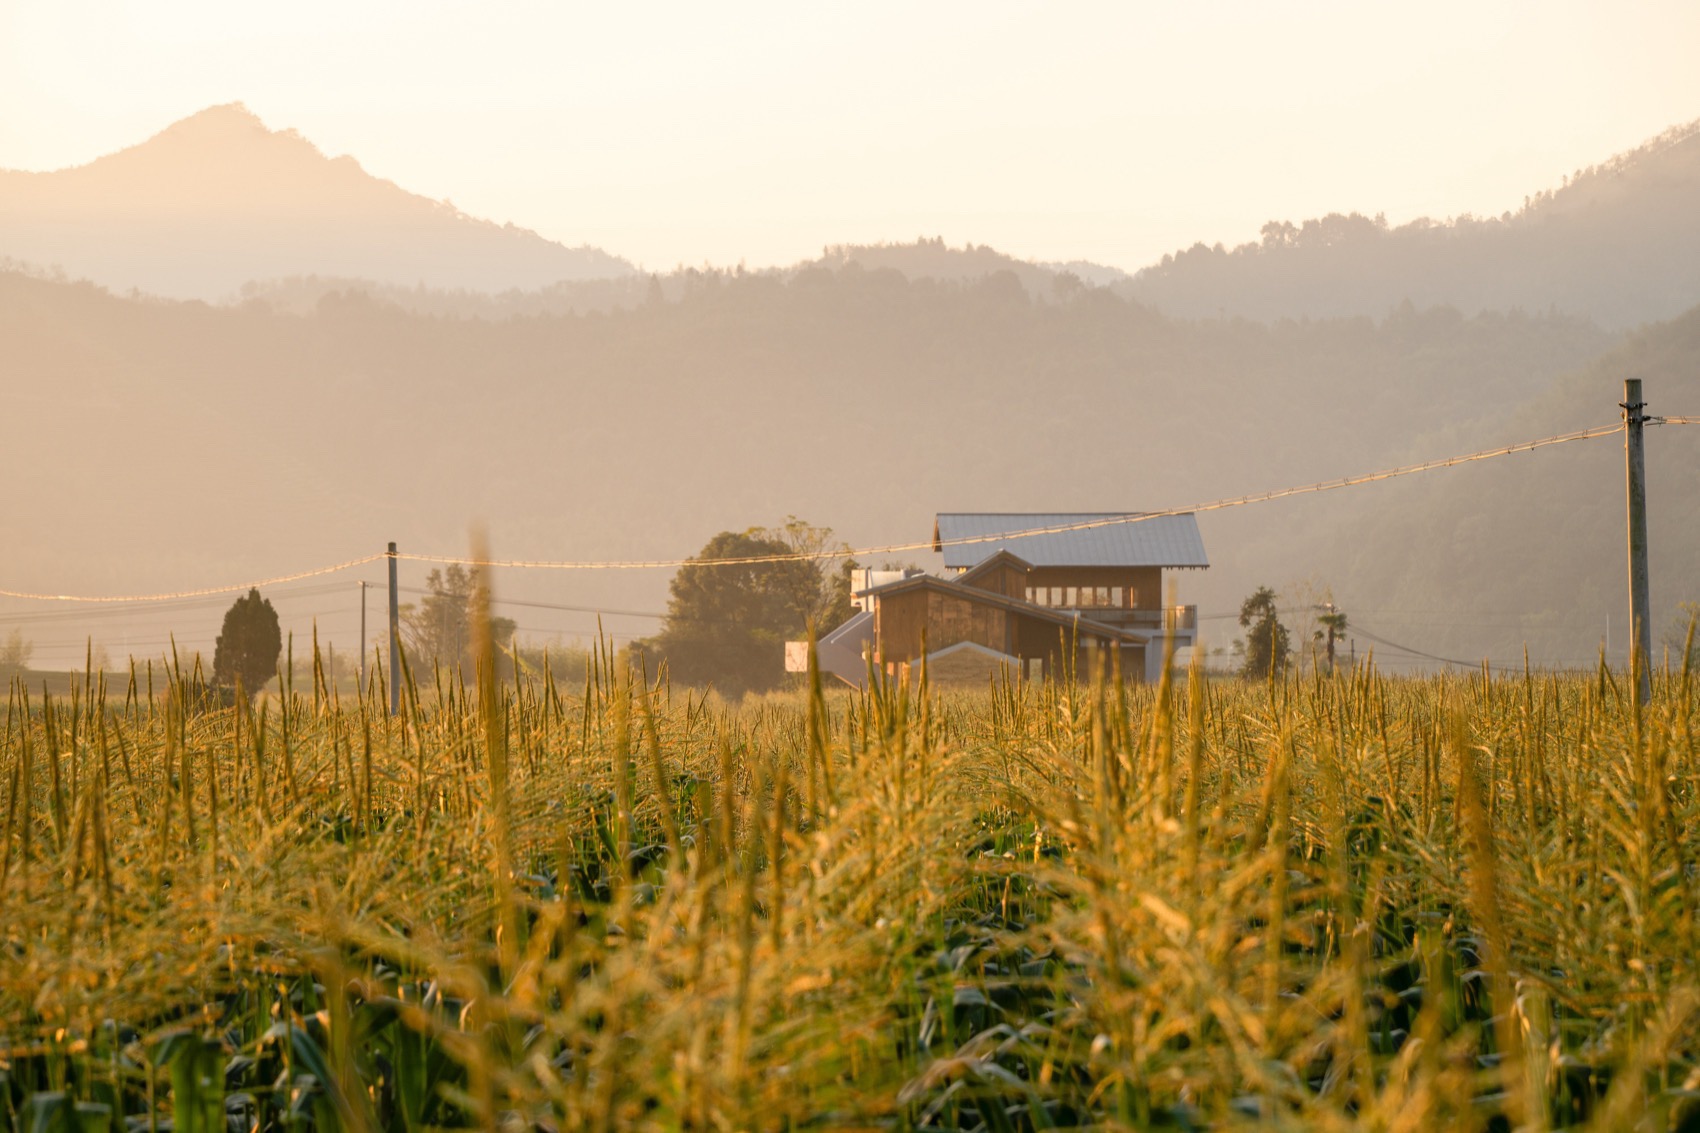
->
359;580;368;688
388;542;401;715
1624;379;1652;704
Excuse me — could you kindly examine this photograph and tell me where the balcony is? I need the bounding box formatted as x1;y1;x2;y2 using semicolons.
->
1123;605;1198;633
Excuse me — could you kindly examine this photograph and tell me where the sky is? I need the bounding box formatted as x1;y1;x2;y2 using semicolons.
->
4;1;1700;273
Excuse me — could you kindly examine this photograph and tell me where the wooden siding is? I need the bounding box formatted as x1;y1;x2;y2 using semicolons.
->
959;558;1029;601
874;588;931;663
875;579;1157;681
928;589;1011;656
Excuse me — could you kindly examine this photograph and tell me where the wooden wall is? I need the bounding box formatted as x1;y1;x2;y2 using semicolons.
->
959;558;1029;601
876;588;1010;662
877;582;1153;679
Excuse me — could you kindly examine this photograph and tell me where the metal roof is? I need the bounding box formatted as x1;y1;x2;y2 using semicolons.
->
933;513;1209;571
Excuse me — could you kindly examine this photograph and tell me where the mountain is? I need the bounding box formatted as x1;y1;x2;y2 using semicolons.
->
0;104;635;300
1120;120;1700;330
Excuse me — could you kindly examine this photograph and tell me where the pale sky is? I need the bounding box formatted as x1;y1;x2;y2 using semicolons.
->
4;1;1700;273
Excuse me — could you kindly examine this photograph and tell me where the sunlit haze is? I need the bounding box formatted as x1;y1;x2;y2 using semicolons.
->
6;1;1700;272
7;0;1700;676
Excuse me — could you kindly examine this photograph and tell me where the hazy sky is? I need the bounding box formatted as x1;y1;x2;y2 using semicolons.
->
5;1;1700;273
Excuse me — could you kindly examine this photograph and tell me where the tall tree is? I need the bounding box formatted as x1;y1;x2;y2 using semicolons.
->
212;588;283;691
1315;604;1348;671
400;565;516;678
640;521;843;697
0;628;33;676
1238;586;1290;680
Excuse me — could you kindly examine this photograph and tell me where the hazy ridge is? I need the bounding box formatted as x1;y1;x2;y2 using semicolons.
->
1121;120;1700;329
0;104;636;300
5;109;1700;670
3;262;1668;668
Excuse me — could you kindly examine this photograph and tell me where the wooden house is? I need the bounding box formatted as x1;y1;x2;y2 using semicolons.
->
793;512;1208;685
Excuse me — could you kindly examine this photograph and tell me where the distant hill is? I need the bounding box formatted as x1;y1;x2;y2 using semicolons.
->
0;265;1638;671
1121;120;1700;330
231;239;1124;320
1297;304;1700;670
0;104;635;300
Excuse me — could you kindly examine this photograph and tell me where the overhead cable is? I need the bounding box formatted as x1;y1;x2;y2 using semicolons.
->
399;421;1627;571
0;419;1640;601
0;555;384;605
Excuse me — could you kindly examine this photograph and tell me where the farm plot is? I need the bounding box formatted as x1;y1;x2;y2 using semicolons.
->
2;648;1698;1131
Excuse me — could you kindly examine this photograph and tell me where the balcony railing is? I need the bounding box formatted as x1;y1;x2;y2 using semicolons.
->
1125;605;1198;632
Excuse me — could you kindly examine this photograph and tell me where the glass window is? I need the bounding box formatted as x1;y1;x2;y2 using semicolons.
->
1050;587;1063;606
1065;586;1078;607
1111;587;1123;607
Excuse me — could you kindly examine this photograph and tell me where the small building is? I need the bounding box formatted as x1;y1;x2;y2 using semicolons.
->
790;512;1208;686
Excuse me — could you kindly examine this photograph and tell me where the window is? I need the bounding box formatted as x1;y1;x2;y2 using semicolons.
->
1065;586;1078;607
1050;587;1063;606
1111;586;1123;607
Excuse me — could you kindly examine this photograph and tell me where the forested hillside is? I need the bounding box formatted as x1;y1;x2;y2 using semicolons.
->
1317;305;1700;668
3;263;1662;668
1121;121;1700;329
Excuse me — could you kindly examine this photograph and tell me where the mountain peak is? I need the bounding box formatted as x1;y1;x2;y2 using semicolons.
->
168;101;267;131
137;101;326;166
0;105;635;298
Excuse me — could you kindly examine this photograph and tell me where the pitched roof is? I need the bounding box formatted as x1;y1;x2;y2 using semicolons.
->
955;548;1033;588
933;513;1209;571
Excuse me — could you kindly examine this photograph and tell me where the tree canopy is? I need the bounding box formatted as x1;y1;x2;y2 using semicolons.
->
1239;586;1290;680
639;519;849;697
212;588;282;691
400;565;516;679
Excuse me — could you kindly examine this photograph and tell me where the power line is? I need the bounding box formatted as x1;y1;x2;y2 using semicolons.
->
1348;623;1529;674
0;580;365;625
0;416;1675;604
397;421;1631;573
0;555;383;604
394;584;668;620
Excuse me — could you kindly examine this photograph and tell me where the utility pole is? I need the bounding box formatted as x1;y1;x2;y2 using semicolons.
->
388;542;401;715
359;580;368;688
1623;379;1653;704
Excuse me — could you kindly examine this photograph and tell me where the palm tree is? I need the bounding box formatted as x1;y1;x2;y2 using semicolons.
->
1315;604;1348;671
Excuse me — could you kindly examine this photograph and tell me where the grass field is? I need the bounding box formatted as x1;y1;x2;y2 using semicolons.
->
3;639;1699;1131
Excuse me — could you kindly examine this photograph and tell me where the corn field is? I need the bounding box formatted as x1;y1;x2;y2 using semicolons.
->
4;636;1700;1132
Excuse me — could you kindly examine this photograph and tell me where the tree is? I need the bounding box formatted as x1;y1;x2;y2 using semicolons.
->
639;520;845;697
1315;604;1348;671
212;588;282;691
1663;601;1700;667
1238;586;1290;680
765;516;855;631
399;565;516;678
0;628;32;676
